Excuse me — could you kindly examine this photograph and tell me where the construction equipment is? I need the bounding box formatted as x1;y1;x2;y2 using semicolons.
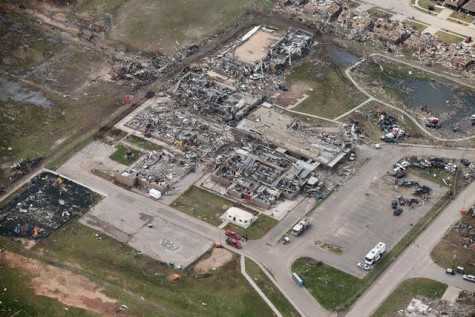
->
364;242;386;265
291;218;311;236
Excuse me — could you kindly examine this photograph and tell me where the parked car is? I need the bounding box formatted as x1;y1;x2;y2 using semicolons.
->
225;229;242;240
446;268;455;275
393;207;403;216
357;262;371;271
463;274;475;282
465;36;472;44
226;238;242;249
391;200;398;209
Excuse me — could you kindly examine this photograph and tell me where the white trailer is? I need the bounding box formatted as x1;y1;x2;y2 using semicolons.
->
291;218;311;236
365;242;386;265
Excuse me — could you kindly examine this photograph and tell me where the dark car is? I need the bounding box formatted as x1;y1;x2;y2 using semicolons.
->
391;200;398;209
393;207;403;216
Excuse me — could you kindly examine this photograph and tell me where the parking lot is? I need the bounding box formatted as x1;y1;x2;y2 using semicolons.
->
58;141;219;268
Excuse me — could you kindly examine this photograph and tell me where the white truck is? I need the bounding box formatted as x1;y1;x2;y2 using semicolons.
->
291;218;311;236
364;242;386;265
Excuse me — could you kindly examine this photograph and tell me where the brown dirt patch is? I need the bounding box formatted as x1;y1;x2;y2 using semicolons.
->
194;248;233;273
234;30;279;63
1;251;119;315
274;81;312;107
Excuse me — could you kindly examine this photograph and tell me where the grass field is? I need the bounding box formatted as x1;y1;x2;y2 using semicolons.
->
172;186;244;226
225;215;278;240
106;0;272;55
24;220;275;316
286;58;367;119
403;19;429;32
0;261;97;317
431;213;475;275
291;192;451;311
372;278;447;317
449;11;474;24
367;8;393;19
245;258;300;317
126;134;163;151
109;144;142;165
291;259;362;311
435;30;464;44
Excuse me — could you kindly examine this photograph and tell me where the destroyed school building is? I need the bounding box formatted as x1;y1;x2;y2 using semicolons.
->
279;0;475;71
113;27;351;210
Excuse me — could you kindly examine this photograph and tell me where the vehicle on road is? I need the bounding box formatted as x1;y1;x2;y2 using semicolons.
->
365;242;386;265
226;238;242;249
225;229;242;240
283;236;290;245
463;274;475;282
446;268;455;275
391;200;398;209
291;218;311;236
357;262;371;271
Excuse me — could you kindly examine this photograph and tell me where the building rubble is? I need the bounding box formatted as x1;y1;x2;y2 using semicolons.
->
401;295;475;317
278;0;475;72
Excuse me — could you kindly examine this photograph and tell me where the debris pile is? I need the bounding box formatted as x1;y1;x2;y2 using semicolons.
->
0;172;95;238
278;1;475;72
379;113;405;143
454;219;475;250
402;295;475;317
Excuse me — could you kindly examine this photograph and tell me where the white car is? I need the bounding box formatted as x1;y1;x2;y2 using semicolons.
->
357;262;371;271
463;274;475;282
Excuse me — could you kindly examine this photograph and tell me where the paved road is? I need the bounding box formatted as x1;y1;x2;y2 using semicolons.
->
361;0;475;37
55;140;475;317
346;173;475;316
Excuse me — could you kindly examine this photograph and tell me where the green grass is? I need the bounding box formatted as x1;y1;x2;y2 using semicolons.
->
23;220;275;316
292;259;363;311
225;214;278;240
416;0;442;12
292;192;451;311
78;0;129;17
435;30;464;44
245;258;300;317
172;186;245;226
449;10;474;24
106;0;271;55
403;19;429;32
0;262;97;317
109;144;142;165
367;8;393;19
287;60;367;119
372;278;447;317
126;134;163;151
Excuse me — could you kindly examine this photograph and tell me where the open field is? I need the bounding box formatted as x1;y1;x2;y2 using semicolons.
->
371;278;447;317
403;19;429;32
277;45;367;119
245;258;300;317
172;186;245;226
126;134;163;151
106;0;272;55
109;144;142;165
0;11;126;186
292;258;362;311
449;11;474;24
431;213;475;275
435;30;465;44
19;220;275;316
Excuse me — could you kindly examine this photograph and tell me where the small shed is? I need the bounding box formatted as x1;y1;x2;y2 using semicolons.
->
222;207;257;228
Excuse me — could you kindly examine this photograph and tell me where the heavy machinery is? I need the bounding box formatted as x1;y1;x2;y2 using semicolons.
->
291;218;311;236
364;242;386;265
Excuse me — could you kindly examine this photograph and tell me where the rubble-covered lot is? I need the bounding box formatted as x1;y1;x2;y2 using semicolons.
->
0;171;97;238
278;1;475;74
432;213;475;275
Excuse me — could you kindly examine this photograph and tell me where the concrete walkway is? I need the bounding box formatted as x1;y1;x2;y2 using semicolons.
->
437;8;454;20
240;255;283;317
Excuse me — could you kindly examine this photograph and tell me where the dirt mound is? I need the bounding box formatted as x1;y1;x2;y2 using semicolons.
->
1;251;119;315
194;248;233;273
